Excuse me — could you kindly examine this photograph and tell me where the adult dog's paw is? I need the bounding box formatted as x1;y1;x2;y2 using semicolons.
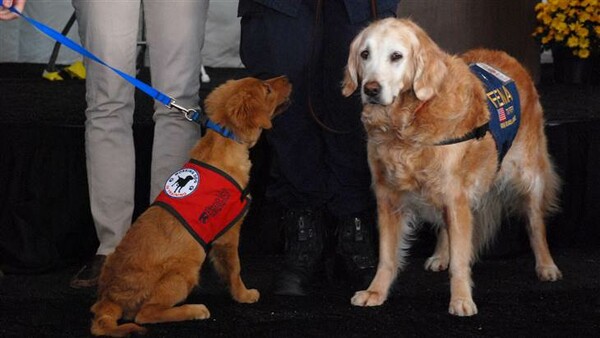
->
424;255;449;272
536;265;563;282
448;298;478;317
351;290;387;307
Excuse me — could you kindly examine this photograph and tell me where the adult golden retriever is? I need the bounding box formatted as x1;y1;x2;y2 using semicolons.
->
90;76;292;336
342;18;561;316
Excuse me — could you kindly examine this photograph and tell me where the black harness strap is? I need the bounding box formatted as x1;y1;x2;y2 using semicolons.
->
434;122;490;146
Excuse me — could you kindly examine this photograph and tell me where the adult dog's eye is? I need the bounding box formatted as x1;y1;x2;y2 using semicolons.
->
390;52;403;62
360;50;369;60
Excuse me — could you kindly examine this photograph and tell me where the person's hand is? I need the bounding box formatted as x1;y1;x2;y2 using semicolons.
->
0;0;27;21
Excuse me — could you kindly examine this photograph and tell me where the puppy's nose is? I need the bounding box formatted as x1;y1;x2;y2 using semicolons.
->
363;81;381;98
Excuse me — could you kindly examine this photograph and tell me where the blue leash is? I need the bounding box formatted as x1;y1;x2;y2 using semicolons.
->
7;6;238;142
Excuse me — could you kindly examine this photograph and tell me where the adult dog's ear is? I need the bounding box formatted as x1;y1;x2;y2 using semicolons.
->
412;28;447;101
342;29;365;97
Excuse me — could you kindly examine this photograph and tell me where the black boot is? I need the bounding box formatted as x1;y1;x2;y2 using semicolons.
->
336;210;378;290
272;207;325;296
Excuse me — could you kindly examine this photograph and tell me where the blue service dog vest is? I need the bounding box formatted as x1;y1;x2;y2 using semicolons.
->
469;63;521;164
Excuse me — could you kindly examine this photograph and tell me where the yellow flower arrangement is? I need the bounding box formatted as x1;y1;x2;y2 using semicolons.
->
533;0;599;58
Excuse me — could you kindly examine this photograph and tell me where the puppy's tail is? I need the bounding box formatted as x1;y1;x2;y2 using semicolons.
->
90;298;147;337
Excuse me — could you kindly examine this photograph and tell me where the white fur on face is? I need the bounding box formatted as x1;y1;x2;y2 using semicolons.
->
357;20;419;106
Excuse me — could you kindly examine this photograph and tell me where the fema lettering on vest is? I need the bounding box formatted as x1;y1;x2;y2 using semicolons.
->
486;85;513;109
487;86;518;130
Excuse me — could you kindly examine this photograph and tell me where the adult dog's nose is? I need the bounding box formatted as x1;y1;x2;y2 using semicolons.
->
363;81;381;98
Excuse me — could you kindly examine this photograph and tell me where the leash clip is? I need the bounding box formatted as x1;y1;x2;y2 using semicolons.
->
168;99;193;121
168;99;236;142
168;99;205;124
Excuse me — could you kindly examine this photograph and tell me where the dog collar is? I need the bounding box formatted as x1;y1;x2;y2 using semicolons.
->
183;109;239;142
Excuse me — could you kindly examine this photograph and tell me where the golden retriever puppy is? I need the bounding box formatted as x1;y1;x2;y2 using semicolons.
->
342;18;561;316
90;76;292;336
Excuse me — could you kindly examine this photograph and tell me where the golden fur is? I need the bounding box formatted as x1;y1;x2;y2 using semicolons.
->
90;76;292;336
342;18;561;316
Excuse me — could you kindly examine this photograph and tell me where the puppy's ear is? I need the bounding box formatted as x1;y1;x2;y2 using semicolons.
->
225;91;271;130
342;29;365;97
254;109;273;129
225;91;255;128
412;29;447;101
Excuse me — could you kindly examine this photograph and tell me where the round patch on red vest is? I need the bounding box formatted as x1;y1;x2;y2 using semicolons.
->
164;168;200;198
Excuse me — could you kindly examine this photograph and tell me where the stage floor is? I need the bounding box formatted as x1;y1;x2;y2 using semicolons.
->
1;249;599;336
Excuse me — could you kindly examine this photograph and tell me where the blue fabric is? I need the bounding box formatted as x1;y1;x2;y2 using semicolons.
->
343;0;399;23
242;0;300;17
469;63;521;164
239;0;400;215
238;0;399;23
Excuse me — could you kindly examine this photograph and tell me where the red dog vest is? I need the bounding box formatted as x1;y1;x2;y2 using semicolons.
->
153;159;250;249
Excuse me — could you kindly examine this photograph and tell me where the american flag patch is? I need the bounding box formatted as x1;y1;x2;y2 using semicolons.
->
470;62;520;165
498;107;506;122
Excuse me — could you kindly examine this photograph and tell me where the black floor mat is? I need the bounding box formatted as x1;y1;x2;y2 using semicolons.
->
1;249;599;337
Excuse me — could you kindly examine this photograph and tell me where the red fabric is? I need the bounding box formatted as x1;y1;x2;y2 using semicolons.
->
153;160;250;248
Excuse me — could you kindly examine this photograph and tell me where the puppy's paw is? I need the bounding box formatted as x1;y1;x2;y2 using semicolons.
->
448;298;478;317
190;304;211;320
424;255;449;272
234;288;260;303
351;290;387;307
536;265;563;282
92;322;147;337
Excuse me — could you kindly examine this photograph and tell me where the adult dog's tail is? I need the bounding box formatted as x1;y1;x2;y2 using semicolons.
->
90;298;147;337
